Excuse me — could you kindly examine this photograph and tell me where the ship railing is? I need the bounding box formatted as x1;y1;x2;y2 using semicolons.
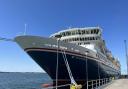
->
87;77;114;89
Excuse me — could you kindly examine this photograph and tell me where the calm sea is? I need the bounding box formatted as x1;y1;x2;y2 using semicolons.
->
0;72;52;89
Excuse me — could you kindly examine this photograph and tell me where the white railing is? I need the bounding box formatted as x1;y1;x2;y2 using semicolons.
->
87;77;114;89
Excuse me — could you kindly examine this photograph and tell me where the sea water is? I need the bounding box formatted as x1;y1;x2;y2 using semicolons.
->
0;72;52;89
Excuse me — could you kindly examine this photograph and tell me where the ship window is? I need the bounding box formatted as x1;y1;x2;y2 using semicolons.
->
72;31;75;35
76;38;78;41
66;31;71;36
63;33;65;36
75;38;77;41
82;38;84;41
80;38;82;41
83;30;85;34
81;30;84;34
74;38;76;41
86;31;89;34
90;37;92;40
92;37;94;40
85;42;90;44
62;33;64;36
94;29;97;34
78;30;81;35
91;30;93;34
96;29;99;34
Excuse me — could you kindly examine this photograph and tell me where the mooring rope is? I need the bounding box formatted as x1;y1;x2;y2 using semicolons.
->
0;37;14;42
62;50;77;85
43;84;71;89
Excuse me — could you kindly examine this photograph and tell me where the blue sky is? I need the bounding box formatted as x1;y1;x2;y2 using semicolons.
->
0;0;128;74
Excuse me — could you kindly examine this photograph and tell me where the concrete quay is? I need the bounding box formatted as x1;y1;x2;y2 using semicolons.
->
103;79;128;89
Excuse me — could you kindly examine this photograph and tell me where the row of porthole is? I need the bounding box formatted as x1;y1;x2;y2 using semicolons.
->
62;37;100;43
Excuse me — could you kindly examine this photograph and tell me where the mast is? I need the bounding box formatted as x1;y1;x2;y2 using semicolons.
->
124;40;128;75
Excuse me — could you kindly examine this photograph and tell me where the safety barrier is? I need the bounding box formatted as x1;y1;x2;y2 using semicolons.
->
87;77;114;89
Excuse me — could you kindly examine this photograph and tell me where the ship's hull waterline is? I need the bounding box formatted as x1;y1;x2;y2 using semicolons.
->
15;36;120;89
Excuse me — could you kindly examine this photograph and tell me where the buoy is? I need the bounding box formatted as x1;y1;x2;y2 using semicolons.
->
42;83;53;88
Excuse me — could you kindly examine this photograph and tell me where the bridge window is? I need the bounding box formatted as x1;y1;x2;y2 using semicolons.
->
77;38;79;41
91;30;93;34
96;29;99;34
93;37;95;40
86;31;89;34
82;38;84;41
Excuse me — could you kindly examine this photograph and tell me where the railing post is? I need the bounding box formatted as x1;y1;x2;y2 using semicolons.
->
87;81;88;89
106;78;107;84
99;79;100;87
102;79;103;85
105;78;106;84
96;80;97;88
92;80;93;89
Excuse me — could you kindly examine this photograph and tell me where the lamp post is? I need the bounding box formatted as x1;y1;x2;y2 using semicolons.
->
55;34;62;89
98;59;100;87
85;51;88;89
124;40;128;76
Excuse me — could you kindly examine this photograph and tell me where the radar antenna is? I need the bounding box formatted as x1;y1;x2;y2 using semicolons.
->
0;37;14;42
24;24;27;35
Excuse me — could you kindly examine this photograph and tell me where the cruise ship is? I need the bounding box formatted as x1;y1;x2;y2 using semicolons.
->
15;27;121;89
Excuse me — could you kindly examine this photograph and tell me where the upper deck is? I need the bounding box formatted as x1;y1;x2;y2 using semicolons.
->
50;27;102;38
50;27;104;52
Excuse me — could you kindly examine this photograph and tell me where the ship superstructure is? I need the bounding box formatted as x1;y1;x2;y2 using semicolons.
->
50;27;120;72
15;27;121;89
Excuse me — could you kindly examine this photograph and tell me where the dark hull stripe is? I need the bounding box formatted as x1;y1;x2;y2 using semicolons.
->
25;47;103;62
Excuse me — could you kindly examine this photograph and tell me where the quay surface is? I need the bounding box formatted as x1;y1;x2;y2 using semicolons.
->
103;79;128;89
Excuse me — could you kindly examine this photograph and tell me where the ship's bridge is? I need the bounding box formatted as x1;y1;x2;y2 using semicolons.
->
50;27;104;52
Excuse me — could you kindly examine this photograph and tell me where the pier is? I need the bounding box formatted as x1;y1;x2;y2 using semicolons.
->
102;79;128;89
